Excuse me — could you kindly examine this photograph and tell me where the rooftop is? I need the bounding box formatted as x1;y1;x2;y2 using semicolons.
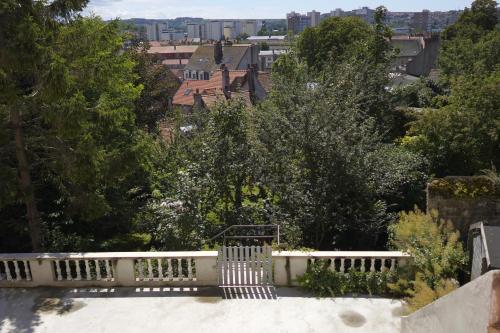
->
147;45;199;54
0;287;405;333
184;44;252;72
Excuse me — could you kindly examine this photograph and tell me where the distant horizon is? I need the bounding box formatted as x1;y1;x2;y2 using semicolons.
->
85;0;473;20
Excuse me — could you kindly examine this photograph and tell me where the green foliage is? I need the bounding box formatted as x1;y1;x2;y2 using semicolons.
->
258;48;428;250
403;70;500;176
427;177;498;198
297;260;398;297
440;0;498;82
388;209;467;312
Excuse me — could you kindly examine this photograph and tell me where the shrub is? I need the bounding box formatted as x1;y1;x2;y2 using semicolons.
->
388;208;467;312
296;260;398;297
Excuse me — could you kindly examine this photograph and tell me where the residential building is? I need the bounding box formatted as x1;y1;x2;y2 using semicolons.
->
143;22;168;41
307;10;321;27
390;35;440;77
187;23;207;40
183;43;258;81
353;7;375;24
173;65;270;112
330;8;344;17
258;49;287;71
207;21;224;40
147;45;198;66
287;11;311;35
160;29;186;42
411;10;431;33
241;20;261;36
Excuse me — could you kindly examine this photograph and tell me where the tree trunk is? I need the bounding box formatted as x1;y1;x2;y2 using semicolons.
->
11;107;44;252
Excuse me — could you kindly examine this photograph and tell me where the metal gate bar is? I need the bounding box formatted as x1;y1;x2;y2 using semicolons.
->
218;245;272;286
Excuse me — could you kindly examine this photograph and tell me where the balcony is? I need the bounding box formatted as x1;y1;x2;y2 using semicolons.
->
0;250;410;333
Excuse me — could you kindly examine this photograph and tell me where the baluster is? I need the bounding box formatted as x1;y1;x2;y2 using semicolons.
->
23;261;31;281
187;258;193;280
13;261;21;281
339;258;345;273
147;259;153;280
85;260;91;280
55;260;62;281
381;259;387;272
105;260;112;280
177;259;182;280
361;258;366;273
370;258;376;272
94;260;102;280
390;259;396;271
65;260;73;280
75;260;82;280
137;259;144;280
158;259;163;279
167;259;173;280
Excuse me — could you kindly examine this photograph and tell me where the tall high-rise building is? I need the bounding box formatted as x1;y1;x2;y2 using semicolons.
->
207;21;224;40
412;10;430;33
330;8;344;17
187;23;207;40
287;11;311;35
307;10;321;27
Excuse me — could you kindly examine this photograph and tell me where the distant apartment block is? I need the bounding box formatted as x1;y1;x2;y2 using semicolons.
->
411;10;431;33
187;23;207;40
287;11;311;35
307;11;321;27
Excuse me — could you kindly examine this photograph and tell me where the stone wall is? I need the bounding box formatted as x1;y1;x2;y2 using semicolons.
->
427;177;500;238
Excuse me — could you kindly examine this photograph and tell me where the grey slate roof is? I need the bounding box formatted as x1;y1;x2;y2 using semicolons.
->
185;44;251;73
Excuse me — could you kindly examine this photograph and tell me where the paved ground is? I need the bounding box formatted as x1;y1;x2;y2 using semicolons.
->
0;287;406;333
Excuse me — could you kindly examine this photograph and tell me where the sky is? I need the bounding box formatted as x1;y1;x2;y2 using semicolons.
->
85;0;474;20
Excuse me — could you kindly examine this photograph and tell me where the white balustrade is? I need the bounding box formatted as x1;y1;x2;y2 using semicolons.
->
0;260;31;281
0;251;410;288
134;256;196;282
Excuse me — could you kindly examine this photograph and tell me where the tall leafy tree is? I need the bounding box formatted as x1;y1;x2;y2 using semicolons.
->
255;52;427;250
1;7;160;251
0;0;89;250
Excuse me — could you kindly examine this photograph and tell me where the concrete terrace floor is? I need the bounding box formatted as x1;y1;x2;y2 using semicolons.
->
0;287;406;333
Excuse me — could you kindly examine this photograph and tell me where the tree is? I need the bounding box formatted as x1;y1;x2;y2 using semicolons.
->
402;70;500;176
403;0;500;176
0;0;89;251
255;52;427;250
127;42;180;135
296;16;373;72
0;13;161;252
440;0;499;82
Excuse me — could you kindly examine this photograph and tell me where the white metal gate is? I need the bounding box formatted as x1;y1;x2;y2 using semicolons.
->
217;245;273;286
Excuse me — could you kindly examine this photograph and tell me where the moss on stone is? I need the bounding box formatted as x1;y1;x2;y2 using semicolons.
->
428;176;499;199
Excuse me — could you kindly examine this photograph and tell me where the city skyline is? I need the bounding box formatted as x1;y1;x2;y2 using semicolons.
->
85;0;473;20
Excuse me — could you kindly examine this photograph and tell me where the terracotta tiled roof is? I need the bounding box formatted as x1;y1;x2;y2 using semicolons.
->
162;59;189;66
148;45;199;54
173;70;248;107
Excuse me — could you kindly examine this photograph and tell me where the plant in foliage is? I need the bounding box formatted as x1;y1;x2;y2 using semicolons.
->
296;259;398;297
388;208;467;312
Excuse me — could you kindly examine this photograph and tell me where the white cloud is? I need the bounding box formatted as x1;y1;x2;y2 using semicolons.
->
85;0;285;19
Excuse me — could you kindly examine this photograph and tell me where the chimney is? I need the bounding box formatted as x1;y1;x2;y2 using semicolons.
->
193;89;204;110
221;64;231;99
214;40;223;64
247;64;256;104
